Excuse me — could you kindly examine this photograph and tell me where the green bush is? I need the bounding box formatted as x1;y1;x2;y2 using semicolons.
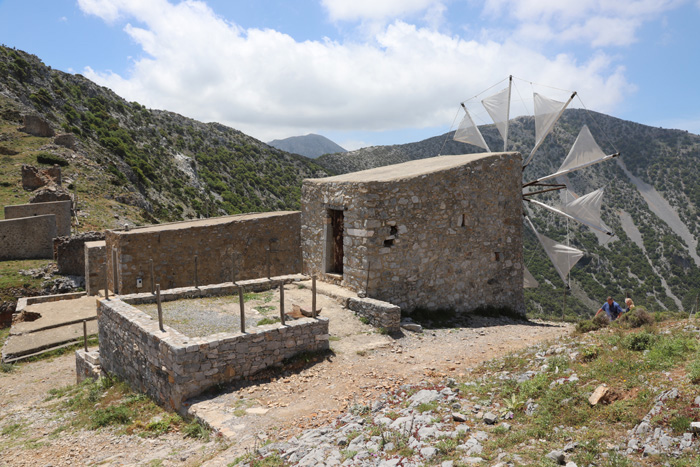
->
90;405;132;428
623;331;657;351
36;152;68;166
618;307;654;328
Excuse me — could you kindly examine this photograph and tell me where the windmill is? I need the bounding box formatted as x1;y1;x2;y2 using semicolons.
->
451;76;619;301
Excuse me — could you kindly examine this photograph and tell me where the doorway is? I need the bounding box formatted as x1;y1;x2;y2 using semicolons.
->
328;209;344;274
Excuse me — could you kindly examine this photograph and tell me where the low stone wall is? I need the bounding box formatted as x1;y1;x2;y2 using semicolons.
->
22;164;62;190
54;231;105;276
75;349;101;383
347;297;401;332
4;200;71;237
0;214;56;260
15;291;86;311
105;211;301;295
85;241;107;296
97;280;328;411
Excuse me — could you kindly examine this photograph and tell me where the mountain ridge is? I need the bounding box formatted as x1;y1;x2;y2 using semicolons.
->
268;133;346;158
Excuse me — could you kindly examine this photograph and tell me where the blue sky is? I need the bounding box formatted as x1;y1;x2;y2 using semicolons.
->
1;0;699;150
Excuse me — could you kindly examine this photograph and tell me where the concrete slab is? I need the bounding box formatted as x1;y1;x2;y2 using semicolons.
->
2;295;99;362
2;320;98;362
11;295;99;335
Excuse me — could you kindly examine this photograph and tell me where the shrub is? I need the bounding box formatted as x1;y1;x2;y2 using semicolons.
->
576;314;609;333
623;331;657;351
688;355;700;384
36;152;68;166
618;307;654;328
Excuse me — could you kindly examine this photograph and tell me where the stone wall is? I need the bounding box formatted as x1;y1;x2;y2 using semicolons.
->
21;164;61;190
105;211;301;295
54;231;105;276
301;152;524;315
4;200;71;237
347;297;401;332
0;214;56;260
20;115;54;137
85;241;107;296
98;290;329;411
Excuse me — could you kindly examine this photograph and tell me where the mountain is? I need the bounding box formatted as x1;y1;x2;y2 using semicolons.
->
268;134;346;159
0;46;330;230
315;110;700;317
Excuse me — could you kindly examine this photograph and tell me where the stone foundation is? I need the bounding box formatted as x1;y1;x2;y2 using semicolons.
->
97;278;328;411
85;241;107;296
55;231;105;276
76;349;101;383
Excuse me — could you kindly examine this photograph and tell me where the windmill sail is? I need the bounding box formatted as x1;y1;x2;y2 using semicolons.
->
559;188;612;235
524;266;539;288
453;105;490;151
481;78;511;151
524;92;576;166
526;216;584;285
527;188;613;236
524;125;619;185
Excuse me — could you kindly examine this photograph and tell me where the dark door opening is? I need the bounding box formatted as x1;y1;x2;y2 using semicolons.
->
329;209;344;274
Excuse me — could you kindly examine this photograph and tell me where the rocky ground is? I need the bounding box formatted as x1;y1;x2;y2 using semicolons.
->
0;302;571;466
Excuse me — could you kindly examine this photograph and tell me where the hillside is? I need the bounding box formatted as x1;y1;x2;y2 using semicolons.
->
268;133;346;159
316;111;700;317
0;46;330;230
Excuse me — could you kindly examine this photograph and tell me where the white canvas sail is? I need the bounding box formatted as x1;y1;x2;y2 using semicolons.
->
526;216;584;285
453;106;490;151
524;266;539;288
524;92;576;166
559;188;612;235
559;125;606;172
481;84;511;151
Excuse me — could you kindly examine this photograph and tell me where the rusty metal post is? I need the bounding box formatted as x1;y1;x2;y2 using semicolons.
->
112;249;119;295
194;255;199;288
83;320;88;352
156;284;164;332
266;245;271;279
279;284;285;326
104;262;109;300
150;259;154;295
312;276;317;319
238;285;245;333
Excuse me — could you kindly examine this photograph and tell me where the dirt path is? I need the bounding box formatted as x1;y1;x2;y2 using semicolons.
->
0;284;571;466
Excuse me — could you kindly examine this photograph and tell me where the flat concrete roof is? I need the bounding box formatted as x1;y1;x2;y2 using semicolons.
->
306;152;517;183
114;211;298;235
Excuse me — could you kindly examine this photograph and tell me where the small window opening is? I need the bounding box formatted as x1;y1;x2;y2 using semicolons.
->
494;251;500;262
383;238;395;247
389;226;398;236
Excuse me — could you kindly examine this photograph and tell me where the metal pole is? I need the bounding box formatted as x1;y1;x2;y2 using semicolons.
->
266;245;271;279
194;255;199;288
279;284;285;326
112;249;119;295
104;262;109;300
238;285;245;333
150;259;154;295
231;253;235;285
83;320;88;352
312;275;317;319
156;284;164;332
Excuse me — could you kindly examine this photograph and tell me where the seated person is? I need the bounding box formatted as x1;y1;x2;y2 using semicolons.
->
595;296;625;321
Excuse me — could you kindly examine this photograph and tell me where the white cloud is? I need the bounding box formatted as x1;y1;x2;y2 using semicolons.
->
79;0;634;142
482;0;684;48
321;0;444;22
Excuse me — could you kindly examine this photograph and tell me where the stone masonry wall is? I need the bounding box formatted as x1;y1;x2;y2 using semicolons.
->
0;214;56;260
85;241;107;296
4;200;71;237
98;295;329;411
54;231;105;276
104;211;301;295
301;153;524;315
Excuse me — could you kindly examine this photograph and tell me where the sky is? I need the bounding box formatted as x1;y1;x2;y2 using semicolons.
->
1;0;699;151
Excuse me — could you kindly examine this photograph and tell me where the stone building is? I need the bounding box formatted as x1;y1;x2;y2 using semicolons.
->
301;152;524;314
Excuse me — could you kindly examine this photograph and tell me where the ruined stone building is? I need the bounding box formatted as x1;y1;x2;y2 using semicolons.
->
301;152;525;314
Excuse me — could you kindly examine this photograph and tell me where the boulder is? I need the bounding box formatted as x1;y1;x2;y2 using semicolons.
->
30;184;72;204
54;133;77;150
